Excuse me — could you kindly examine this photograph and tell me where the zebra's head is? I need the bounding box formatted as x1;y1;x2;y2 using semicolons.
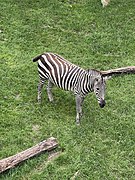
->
88;69;106;108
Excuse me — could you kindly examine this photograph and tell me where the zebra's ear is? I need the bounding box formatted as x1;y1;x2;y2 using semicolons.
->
101;70;113;80
102;75;112;80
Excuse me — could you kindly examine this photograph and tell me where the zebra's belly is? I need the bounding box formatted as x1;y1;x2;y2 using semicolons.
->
48;76;74;92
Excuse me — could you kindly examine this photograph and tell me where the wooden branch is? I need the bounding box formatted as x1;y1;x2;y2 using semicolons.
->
0;137;58;173
101;66;135;77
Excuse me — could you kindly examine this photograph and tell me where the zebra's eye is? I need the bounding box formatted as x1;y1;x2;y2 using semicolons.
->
95;78;98;82
96;88;99;91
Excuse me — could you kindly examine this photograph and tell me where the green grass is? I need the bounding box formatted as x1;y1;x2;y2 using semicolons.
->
0;0;135;179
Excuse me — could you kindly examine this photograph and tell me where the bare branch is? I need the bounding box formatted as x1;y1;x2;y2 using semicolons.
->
0;137;58;173
101;66;135;78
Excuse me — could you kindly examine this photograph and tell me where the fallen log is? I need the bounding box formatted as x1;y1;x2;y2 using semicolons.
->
101;66;135;78
0;137;58;173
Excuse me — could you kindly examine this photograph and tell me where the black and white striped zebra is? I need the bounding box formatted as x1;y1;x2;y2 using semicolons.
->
33;52;106;124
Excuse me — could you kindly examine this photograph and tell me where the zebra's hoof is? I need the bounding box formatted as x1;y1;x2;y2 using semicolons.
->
76;122;80;126
37;99;41;103
48;98;54;102
76;119;80;125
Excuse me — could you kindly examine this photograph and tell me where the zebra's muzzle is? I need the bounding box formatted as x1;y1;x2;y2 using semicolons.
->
99;99;106;108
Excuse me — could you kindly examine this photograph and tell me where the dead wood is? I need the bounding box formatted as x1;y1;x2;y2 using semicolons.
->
0;137;58;173
101;66;135;78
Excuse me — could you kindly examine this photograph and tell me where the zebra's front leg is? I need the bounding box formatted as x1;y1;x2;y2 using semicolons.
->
37;78;45;103
79;97;84;117
47;80;54;102
75;95;84;125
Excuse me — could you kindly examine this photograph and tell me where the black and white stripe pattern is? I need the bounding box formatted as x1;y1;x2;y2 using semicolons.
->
35;53;91;94
33;52;106;124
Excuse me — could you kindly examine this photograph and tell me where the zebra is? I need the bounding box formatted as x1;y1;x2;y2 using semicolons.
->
33;52;106;124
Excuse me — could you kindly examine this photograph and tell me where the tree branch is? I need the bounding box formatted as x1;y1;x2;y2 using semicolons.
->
101;66;135;78
0;137;58;173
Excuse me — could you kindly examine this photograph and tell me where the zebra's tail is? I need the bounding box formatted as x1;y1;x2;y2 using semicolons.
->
32;55;42;62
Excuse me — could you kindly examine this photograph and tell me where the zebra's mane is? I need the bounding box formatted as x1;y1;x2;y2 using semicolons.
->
53;53;76;66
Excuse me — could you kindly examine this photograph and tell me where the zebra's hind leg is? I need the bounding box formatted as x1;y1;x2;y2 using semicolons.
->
47;80;54;102
75;95;84;125
37;78;45;103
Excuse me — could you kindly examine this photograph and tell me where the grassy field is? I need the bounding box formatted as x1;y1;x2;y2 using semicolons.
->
0;0;135;179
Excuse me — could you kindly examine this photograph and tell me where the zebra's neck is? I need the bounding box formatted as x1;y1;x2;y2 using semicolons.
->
75;70;93;96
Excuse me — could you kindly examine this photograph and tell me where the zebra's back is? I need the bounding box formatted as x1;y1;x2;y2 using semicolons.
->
37;53;84;91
